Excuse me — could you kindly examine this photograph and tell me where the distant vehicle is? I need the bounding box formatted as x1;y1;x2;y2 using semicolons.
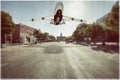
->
31;2;86;25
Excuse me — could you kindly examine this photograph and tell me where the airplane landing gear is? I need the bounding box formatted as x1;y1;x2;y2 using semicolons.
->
62;22;65;24
50;21;54;24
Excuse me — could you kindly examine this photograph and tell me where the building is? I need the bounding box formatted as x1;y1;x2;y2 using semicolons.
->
96;14;108;25
1;34;12;44
12;23;36;44
57;33;66;41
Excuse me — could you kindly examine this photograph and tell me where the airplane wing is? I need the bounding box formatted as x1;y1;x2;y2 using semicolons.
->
30;16;86;25
62;16;87;23
31;16;54;22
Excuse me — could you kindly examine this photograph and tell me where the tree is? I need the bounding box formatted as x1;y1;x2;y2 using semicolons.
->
48;35;56;41
33;29;56;42
72;29;80;42
72;23;88;42
86;23;104;45
1;11;15;45
33;29;41;42
66;36;74;43
41;32;49;42
104;26;118;42
78;28;87;41
103;1;119;44
33;29;40;38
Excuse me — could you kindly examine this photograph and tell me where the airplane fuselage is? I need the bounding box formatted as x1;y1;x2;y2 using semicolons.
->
53;2;64;25
54;9;63;25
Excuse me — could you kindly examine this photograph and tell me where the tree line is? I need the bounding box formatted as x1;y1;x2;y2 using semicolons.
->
33;29;56;43
66;1;119;45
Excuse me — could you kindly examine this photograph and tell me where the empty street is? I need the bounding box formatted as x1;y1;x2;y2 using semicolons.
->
1;42;119;79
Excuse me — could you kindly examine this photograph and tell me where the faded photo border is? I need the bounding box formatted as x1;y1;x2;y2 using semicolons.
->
0;0;119;80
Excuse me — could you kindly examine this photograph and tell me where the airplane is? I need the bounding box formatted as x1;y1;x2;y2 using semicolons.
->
31;2;86;25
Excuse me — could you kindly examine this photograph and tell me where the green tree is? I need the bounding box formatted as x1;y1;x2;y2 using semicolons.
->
104;1;119;44
72;29;79;42
72;23;88;42
1;11;15;45
41;32;49;42
78;28;87;41
33;29;40;38
33;29;41;42
66;36;74;42
48;35;56;41
86;23;104;45
33;30;56;42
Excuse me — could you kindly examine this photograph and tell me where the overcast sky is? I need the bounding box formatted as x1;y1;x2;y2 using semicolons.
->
1;1;116;37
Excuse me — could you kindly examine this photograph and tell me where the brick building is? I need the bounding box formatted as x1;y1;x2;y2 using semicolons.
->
12;23;36;44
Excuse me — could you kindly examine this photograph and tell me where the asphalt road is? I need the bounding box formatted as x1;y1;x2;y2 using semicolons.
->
1;42;119;79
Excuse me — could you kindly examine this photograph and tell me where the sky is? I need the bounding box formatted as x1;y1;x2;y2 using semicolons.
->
1;0;116;37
